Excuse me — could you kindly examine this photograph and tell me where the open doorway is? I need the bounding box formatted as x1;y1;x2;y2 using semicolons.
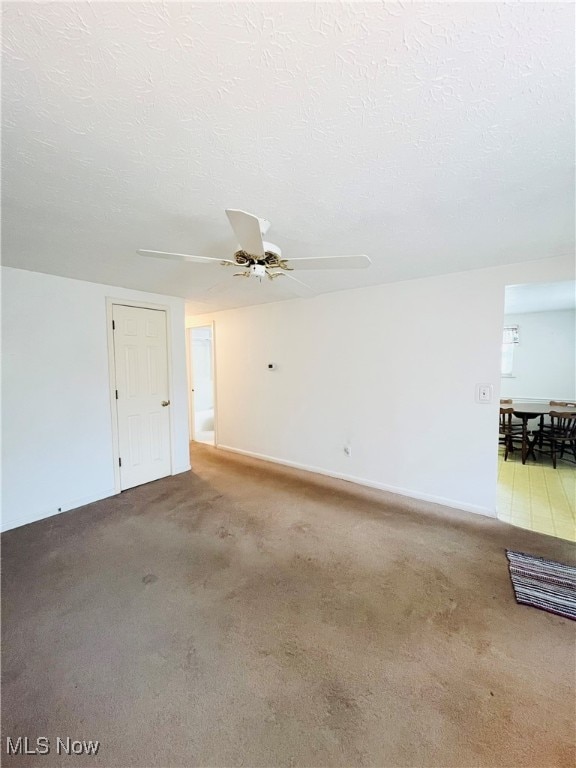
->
497;280;575;541
189;325;216;446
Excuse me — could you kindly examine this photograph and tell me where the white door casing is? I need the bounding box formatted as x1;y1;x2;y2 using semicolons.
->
112;304;171;490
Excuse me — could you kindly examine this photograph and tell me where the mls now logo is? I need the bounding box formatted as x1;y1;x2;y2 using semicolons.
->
6;737;50;755
6;737;100;756
56;737;100;755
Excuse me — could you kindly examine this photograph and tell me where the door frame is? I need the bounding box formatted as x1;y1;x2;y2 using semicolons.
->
186;320;217;446
106;298;175;493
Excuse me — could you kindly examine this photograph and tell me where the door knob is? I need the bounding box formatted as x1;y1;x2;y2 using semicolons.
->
161;400;170;407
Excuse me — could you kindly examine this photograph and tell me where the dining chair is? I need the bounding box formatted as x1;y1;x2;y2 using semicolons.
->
499;398;524;430
499;407;523;461
538;401;576;446
537;411;576;468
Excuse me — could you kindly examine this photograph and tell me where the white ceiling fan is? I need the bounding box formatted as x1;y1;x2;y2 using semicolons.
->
137;209;371;296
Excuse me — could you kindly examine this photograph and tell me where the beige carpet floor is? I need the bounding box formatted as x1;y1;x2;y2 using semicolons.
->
2;445;575;768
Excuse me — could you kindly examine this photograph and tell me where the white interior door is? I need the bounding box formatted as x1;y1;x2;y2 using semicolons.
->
112;305;171;490
189;326;215;445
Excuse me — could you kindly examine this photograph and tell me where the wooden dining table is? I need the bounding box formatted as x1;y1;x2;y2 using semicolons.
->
508;402;576;464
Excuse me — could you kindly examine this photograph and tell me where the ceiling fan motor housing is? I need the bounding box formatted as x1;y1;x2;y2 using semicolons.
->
262;242;281;259
234;242;283;272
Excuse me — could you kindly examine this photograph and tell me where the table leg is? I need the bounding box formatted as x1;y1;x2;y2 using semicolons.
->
526;434;538;461
521;417;528;465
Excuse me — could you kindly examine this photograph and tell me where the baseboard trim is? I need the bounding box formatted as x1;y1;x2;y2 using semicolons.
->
173;464;191;475
2;464;193;533
1;487;118;533
216;444;496;519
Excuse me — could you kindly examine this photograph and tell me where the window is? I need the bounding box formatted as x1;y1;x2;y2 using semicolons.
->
501;325;519;377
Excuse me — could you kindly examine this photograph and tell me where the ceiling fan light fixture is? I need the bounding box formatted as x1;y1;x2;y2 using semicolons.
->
250;264;267;279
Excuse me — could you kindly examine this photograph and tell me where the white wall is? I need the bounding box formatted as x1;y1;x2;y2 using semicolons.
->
501;310;575;400
1;267;190;531
187;255;574;518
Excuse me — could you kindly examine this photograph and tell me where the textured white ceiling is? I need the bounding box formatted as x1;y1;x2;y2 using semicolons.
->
2;2;574;312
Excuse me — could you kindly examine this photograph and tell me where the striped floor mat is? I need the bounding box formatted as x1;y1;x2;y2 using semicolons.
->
506;550;576;621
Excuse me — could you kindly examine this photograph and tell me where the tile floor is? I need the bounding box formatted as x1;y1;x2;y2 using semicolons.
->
497;445;576;542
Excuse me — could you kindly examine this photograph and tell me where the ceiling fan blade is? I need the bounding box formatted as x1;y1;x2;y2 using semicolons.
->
285;254;371;270
225;209;265;257
137;249;237;266
199;277;237;298
275;271;316;297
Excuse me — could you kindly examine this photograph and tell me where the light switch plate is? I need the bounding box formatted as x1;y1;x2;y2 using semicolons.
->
476;383;493;403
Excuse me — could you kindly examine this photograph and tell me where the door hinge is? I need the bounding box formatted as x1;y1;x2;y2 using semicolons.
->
112;320;116;330
119;457;122;467
115;389;118;400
